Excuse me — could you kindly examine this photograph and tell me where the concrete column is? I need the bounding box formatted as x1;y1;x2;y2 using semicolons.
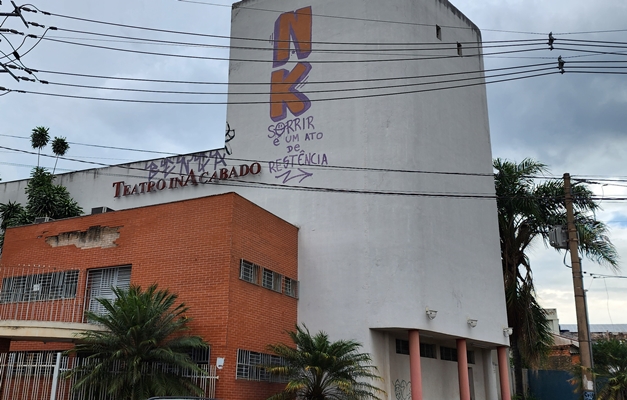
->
482;349;498;400
408;330;423;400
497;346;511;400
457;339;470;400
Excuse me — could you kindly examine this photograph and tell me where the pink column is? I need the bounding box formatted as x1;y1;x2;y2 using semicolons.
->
408;330;423;400
457;339;471;400
497;346;511;400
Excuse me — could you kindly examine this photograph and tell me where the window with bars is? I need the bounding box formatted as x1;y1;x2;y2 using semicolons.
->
236;349;287;382
240;260;260;284
394;340;436;359
440;346;458;362
284;277;298;298
262;268;282;293
0;270;79;303
86;266;131;318
440;346;475;364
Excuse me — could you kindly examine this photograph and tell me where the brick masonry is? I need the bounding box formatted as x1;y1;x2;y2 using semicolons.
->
0;192;298;400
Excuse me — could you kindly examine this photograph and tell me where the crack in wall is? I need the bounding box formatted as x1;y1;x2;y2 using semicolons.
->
46;226;121;249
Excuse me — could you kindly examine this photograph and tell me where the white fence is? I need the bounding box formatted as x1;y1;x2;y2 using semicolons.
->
0;351;218;400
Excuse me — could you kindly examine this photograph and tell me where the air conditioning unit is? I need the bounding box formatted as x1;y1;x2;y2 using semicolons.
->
33;216;54;224
549;225;569;249
91;206;114;215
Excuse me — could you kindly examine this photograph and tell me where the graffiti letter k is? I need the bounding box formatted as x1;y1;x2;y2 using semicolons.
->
270;62;312;122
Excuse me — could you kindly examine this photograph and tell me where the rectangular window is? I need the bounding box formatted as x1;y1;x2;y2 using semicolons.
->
236;349;287;382
436;25;442;40
284;277;298;298
440;347;475;364
395;339;409;355
457;42;463;56
0;270;79;303
189;347;211;365
262;268;282;293
239;260;259;284
440;346;458;362
395;340;436;359
86;266;131;317
421;343;437;359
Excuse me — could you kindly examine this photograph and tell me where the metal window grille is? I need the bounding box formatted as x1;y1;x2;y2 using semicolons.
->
395;339;410;355
395;340;436;359
0;351;218;399
0;270;79;303
262;269;282;293
236;349;288;383
421;343;436;359
284;277;298;298
86;266;131;318
467;350;475;364
189;347;211;364
440;346;458;362
239;260;259;284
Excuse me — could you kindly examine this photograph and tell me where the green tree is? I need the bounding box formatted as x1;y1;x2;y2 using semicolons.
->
494;158;619;398
593;339;627;400
31;126;50;167
66;284;209;400
265;324;384;400
0;167;82;253
51;136;70;174
24;167;82;219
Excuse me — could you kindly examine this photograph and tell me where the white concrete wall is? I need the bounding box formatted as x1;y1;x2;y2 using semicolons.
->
225;0;508;344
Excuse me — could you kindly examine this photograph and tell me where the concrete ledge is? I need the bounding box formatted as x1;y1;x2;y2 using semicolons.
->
0;320;106;342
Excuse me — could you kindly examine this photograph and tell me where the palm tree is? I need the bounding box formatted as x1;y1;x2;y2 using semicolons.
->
51;136;69;173
494;158;619;398
66;284;209;400
265;324;384;400
30;126;50;167
593;339;627;400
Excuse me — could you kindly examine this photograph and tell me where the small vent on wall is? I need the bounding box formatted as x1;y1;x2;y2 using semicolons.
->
91;207;115;215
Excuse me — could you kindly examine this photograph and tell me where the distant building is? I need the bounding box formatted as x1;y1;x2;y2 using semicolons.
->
560;324;627;341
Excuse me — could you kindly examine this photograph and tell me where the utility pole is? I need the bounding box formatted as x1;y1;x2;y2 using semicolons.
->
563;173;595;399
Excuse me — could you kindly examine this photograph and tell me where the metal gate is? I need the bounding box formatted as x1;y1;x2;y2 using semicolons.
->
0;351;218;400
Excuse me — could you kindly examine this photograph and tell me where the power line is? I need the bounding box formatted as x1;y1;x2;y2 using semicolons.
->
25;61;555;86
47;27;546;53
176;0;549;36
1;70;557;104
0;143;495;178
39;35;547;64
0;133;181;155
29;66;555;96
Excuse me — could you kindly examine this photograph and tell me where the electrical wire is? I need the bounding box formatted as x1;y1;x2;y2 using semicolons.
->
176;0;549;36
40;36;548;64
1;70;557;104
26;61;556;86
0;145;502;199
0;143;496;177
48;27;547;54
33;66;555;96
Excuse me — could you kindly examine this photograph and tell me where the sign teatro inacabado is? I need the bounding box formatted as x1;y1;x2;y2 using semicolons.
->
112;162;261;198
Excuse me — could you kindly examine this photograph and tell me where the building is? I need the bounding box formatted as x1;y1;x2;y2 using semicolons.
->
0;0;513;399
0;193;298;400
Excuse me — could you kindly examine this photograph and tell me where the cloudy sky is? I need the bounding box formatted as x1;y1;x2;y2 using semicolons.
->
1;0;626;325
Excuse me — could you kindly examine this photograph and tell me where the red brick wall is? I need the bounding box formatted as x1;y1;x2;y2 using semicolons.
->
1;192;298;400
